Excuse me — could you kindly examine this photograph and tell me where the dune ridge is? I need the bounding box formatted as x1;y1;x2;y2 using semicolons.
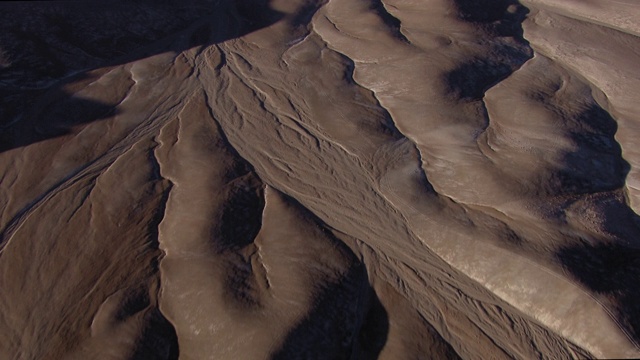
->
0;0;639;358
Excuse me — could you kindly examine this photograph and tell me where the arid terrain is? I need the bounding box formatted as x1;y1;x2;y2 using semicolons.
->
1;0;639;359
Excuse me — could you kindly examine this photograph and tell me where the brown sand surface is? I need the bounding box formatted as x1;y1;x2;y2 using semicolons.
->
1;0;639;359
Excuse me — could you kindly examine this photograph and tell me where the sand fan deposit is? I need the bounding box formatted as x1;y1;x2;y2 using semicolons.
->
1;0;640;359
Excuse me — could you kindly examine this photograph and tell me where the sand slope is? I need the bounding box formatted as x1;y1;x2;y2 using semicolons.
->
1;0;639;359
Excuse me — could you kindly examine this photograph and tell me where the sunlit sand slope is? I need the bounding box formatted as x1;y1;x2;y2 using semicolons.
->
1;0;639;359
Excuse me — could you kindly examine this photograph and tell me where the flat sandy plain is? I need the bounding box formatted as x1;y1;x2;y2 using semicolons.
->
1;0;639;359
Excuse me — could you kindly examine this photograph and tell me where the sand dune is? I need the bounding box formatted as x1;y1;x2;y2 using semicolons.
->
1;0;639;359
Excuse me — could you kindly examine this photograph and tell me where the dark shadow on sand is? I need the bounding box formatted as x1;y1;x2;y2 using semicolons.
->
0;0;284;152
556;104;640;347
445;0;532;101
272;264;389;360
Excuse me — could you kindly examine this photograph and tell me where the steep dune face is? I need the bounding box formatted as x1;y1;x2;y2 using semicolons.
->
1;0;639;359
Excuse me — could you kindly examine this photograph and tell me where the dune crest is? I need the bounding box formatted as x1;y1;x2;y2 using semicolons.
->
1;0;639;359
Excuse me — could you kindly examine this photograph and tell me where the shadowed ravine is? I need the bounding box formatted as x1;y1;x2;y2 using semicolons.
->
1;0;640;359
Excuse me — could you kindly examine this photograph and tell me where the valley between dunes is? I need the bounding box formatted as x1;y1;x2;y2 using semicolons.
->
1;0;639;359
